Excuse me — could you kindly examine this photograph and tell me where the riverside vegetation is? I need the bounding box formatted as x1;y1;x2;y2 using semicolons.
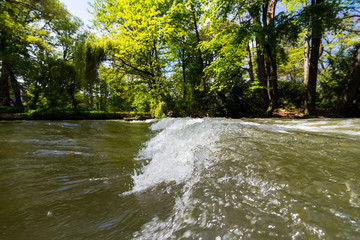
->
1;0;360;119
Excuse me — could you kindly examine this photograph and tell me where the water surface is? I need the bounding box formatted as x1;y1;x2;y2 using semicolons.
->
0;118;359;239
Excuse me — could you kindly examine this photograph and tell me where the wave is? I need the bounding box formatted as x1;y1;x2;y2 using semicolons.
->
124;118;224;194
125;118;360;239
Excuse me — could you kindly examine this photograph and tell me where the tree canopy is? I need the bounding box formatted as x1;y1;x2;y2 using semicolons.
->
1;0;360;117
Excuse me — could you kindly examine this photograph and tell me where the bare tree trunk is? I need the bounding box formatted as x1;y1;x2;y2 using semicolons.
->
304;34;310;83
181;48;187;98
251;1;277;113
8;66;23;107
68;83;79;114
264;0;278;115
0;39;11;106
304;0;323;115
303;29;310;108
153;39;161;84
265;43;277;114
337;46;360;115
256;38;269;110
246;43;255;82
304;37;322;115
303;0;310;86
0;62;11;106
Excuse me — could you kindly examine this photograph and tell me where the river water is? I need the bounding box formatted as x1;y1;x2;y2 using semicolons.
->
0;118;359;239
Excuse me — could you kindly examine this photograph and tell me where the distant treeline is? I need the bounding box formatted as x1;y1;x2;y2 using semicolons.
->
1;0;360;118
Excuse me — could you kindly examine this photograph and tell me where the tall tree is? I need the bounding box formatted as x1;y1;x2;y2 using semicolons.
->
303;0;311;88
92;0;171;89
203;0;300;115
0;0;70;106
304;0;324;115
337;45;360;115
162;0;210;114
262;0;278;114
302;0;353;114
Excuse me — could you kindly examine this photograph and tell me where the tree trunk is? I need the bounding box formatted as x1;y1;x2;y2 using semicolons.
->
303;1;310;86
251;1;277;113
303;29;310;107
304;0;323;115
153;39;161;88
265;43;277;114
0;63;11;106
9;67;23;107
190;4;206;91
264;0;278;115
304;37;321;115
246;42;255;83
256;38;269;110
68;82;79;114
181;48;187;98
337;46;360;115
0;39;11;106
304;33;310;83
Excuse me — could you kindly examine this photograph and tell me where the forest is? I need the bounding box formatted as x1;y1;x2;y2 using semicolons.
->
0;0;360;119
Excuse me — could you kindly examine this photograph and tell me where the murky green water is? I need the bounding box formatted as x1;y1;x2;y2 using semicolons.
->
0;118;359;239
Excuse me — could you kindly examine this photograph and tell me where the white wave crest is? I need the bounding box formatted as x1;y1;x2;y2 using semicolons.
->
125;118;222;194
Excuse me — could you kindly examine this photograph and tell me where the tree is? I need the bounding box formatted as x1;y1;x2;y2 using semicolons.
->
202;0;300;115
337;45;360;115
0;0;71;106
302;0;354;114
303;0;324;115
93;0;169;87
92;0;175;116
162;0;211;114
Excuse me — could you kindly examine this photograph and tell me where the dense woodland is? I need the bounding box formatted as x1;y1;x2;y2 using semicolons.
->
1;0;360;118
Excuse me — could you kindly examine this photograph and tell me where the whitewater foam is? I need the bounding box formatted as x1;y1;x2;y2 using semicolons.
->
125;118;360;239
124;118;221;194
273;119;360;137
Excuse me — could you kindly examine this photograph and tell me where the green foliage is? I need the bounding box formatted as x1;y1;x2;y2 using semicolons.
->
0;105;25;113
318;44;360;108
278;80;304;108
2;0;359;117
150;100;167;118
208;79;257;117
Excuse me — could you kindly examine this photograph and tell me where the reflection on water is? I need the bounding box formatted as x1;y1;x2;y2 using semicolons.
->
0;118;359;239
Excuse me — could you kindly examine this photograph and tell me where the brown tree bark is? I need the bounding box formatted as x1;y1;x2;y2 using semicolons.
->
0;63;11;106
181;48;187;98
304;0;324;115
8;66;23;107
246;42;255;83
0;39;11;106
337;46;360;115
250;0;278;113
255;37;269;110
263;0;278;115
303;1;310;86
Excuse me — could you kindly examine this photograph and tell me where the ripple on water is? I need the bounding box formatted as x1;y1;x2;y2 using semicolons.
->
31;149;92;157
128;118;360;239
1;119;359;239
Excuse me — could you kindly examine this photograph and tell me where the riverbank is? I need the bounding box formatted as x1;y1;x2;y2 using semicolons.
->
272;108;345;118
188;108;346;119
0;107;353;120
0;111;152;121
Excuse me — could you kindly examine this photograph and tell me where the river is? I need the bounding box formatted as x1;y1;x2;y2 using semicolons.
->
0;118;359;239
